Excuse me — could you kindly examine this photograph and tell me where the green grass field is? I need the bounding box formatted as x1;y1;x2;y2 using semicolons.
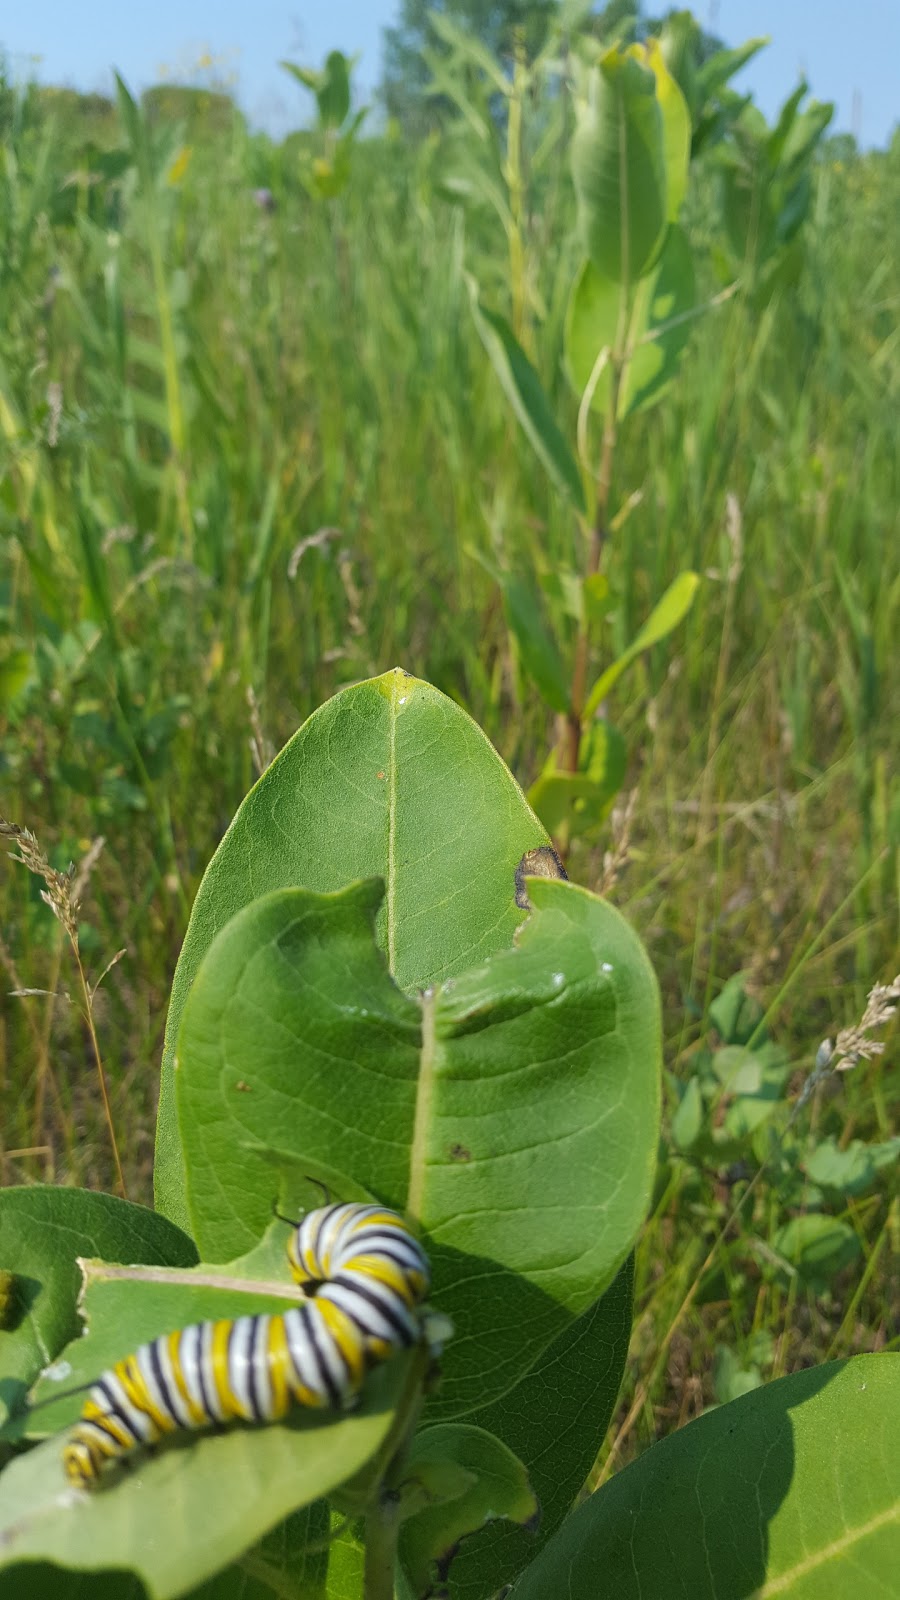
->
0;67;897;1472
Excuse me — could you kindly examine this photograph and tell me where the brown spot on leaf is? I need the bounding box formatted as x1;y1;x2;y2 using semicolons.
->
449;1143;471;1163
514;844;568;911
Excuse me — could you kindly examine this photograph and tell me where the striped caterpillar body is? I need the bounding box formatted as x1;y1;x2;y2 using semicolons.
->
62;1203;430;1490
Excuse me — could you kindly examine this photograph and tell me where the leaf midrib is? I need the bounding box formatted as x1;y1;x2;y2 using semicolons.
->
387;671;399;973
408;986;438;1223
758;1503;900;1596
82;1263;304;1300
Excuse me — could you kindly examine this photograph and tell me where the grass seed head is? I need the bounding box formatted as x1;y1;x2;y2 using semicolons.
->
829;975;900;1073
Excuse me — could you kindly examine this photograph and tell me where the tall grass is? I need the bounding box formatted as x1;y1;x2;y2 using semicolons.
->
0;77;897;1453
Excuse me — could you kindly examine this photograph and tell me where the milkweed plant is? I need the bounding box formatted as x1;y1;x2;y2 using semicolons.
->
0;672;896;1600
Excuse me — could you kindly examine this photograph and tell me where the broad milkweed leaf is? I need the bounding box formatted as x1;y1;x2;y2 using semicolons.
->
0;1368;405;1600
444;1258;634;1600
0;1231;408;1598
399;1426;537;1598
571;50;668;286
510;1355;900;1599
565;226;696;420
175;876;661;1414
628;39;690;221
154;671;553;1228
695;37;769;107
0;1187;196;1433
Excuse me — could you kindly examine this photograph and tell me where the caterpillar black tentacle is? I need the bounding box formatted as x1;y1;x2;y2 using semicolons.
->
63;1202;431;1490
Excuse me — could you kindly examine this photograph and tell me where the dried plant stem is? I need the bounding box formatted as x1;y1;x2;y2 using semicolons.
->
246;685;275;777
1;897;66;1151
73;941;126;1199
2;1146;54;1187
673;495;744;1068
32;929;64;1147
599;788;638;897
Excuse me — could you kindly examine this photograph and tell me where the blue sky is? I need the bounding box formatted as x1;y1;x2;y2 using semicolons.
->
2;1;897;148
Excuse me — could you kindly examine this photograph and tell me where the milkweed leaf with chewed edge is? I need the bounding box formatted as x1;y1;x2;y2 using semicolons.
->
0;1229;413;1600
154;670;554;1229
175;875;660;1417
399;1425;537;1598
0;1186;196;1432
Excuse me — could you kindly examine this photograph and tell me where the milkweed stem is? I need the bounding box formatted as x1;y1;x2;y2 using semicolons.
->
363;1345;429;1600
363;1491;400;1600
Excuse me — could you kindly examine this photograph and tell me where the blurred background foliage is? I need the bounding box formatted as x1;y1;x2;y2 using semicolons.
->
0;0;897;1469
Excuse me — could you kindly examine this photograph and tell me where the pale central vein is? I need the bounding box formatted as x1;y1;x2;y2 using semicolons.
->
81;1263;304;1299
756;1503;900;1596
407;986;437;1223
387;681;398;975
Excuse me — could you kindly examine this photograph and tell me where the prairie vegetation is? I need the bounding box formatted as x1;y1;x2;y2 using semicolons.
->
0;11;897;1483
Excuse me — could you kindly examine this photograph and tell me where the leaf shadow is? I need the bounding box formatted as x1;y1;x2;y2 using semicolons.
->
425;1240;623;1423
0;1566;147;1600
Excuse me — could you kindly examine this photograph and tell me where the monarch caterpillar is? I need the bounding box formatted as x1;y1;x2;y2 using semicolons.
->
62;1202;430;1490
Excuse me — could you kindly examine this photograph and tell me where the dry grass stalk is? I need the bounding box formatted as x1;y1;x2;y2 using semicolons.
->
0;928;45;1053
599;788;638;897
0;818;126;1198
2;1145;54;1183
338;550;365;638
286;524;342;579
246;685;275;778
0;924;67;1157
830;975;900;1071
